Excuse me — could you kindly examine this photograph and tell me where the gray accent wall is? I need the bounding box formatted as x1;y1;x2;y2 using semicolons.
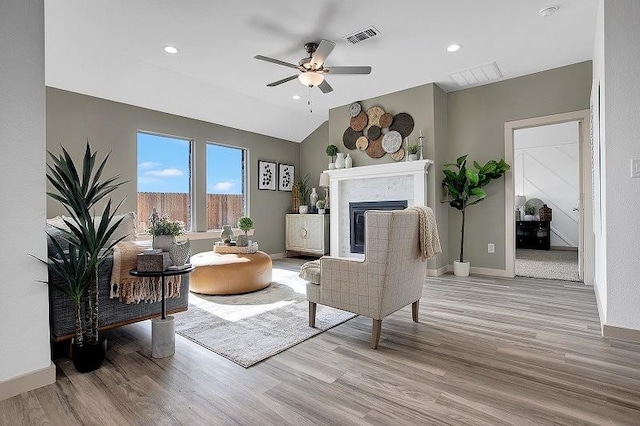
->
447;61;592;270
46;88;299;255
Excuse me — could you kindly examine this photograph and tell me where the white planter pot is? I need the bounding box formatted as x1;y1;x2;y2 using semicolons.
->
328;162;335;170
298;205;308;214
152;235;176;252
408;154;418;161
524;215;534;221
453;261;470;277
318;208;325;215
335;153;346;169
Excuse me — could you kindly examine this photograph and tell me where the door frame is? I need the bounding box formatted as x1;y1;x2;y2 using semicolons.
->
504;110;593;283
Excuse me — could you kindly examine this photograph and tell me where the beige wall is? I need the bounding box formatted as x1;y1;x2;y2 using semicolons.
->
447;61;592;270
46;88;299;255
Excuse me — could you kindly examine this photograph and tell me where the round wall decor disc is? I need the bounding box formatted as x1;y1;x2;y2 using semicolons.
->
349;102;362;118
366;106;385;127
367;125;381;141
350;111;368;132
382;130;403;153
355;136;369;150
379;112;393;128
389;112;415;138
391;148;405;162
343;127;361;150
366;136;386;158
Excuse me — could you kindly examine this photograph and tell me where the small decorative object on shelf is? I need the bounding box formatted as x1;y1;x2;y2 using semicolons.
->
418;130;425;160
214;241;259;254
294;174;311;214
524;205;535;221
326;144;338;170
220;225;233;244
345;153;353;168
539;204;552;221
236;216;253;247
407;144;419;161
169;240;191;266
309;188;318;213
335;152;346;169
316;199;326;214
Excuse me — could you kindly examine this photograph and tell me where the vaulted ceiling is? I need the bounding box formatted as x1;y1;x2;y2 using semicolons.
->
45;0;597;142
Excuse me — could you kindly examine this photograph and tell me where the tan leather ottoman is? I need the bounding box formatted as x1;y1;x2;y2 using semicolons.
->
189;251;272;295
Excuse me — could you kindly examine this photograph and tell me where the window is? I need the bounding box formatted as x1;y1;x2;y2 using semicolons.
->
137;132;192;232
206;143;246;230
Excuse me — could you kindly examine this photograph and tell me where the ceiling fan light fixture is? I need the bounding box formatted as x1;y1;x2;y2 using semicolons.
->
163;45;179;54
298;71;324;87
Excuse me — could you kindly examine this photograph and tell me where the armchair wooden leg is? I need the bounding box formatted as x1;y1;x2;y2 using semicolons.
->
309;301;317;328
412;300;419;323
371;319;382;349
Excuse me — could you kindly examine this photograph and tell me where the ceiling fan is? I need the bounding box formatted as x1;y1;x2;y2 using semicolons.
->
254;39;372;94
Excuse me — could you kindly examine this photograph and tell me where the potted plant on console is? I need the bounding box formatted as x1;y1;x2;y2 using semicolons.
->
442;155;510;277
148;210;185;251
41;143;126;372
293;174;311;214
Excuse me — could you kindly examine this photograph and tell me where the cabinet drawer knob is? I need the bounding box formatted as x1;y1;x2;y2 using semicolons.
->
300;228;308;238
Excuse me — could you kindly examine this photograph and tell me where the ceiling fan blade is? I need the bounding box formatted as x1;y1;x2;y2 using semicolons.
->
311;39;336;68
267;75;299;87
318;79;333;94
325;66;372;75
254;55;302;70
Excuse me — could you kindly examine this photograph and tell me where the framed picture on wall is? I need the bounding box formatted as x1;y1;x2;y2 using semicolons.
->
258;160;277;191
278;163;294;191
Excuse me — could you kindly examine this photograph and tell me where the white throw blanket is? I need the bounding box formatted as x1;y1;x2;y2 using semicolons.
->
408;206;442;261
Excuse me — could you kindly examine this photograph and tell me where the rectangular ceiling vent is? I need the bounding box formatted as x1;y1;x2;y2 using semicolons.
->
449;62;504;88
344;26;380;44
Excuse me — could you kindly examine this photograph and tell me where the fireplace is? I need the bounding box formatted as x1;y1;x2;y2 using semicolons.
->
349;200;408;254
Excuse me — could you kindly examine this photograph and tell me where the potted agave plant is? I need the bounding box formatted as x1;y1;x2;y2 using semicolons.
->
442;155;510;277
293;174;311;214
42;143;126;372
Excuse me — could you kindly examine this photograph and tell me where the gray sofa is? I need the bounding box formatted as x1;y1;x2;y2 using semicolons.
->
47;224;190;341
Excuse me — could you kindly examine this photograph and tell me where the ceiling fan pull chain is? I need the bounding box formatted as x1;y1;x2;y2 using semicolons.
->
308;86;313;113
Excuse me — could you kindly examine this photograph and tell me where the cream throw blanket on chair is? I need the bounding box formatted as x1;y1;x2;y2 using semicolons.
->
110;240;181;304
408;206;442;261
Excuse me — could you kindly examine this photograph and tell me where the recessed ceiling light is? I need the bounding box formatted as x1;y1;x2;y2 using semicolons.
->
446;44;462;53
164;46;179;54
292;95;301;100
539;5;559;18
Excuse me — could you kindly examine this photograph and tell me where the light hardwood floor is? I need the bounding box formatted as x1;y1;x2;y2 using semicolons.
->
3;259;640;425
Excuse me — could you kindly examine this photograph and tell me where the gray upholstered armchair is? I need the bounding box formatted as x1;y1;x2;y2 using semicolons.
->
301;210;428;349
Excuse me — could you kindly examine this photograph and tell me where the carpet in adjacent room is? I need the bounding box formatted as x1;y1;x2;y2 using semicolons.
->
515;248;580;281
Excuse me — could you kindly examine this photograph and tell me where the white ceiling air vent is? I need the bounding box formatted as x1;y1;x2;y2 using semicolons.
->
344;26;380;44
449;62;504;88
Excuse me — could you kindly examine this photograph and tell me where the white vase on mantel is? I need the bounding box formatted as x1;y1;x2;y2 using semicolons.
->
335;153;346;169
345;153;353;168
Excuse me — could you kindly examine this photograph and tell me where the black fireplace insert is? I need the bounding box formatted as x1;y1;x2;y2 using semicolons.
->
349;200;408;254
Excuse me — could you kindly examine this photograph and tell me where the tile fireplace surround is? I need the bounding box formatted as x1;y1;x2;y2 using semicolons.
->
325;159;433;257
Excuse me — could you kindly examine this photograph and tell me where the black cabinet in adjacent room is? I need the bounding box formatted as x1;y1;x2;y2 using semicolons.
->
516;221;550;250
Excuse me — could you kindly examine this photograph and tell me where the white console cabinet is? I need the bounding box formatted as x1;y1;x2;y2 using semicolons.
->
286;214;329;256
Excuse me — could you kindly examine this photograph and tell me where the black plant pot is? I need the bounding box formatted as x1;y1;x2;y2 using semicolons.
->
72;339;107;373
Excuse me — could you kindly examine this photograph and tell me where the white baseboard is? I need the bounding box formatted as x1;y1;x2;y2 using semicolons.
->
469;265;512;278
603;324;640;343
0;363;56;402
427;265;450;277
269;252;286;259
592;279;606;333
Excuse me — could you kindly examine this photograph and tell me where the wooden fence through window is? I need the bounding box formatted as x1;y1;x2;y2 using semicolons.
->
137;192;243;232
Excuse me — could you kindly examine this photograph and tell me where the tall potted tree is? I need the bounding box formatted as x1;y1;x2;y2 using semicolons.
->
44;143;126;372
442;155;510;277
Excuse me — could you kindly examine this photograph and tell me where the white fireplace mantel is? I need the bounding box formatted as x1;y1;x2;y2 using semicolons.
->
325;159;433;257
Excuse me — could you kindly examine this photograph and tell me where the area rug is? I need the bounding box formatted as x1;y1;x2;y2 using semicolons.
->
173;265;356;367
516;249;580;281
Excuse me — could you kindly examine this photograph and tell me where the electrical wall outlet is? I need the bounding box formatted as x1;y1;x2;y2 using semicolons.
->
487;243;495;253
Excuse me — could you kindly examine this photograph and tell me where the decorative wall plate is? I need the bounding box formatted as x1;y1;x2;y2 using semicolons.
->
367;125;381;141
343;127;361;150
389;113;415;138
382;130;403;153
379;112;393;128
366;106;385;127
350;111;368;131
390;148;405;162
355;136;369;150
349;102;362;118
366;136;386;158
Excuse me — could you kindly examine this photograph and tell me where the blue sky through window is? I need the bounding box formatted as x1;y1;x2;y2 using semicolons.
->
206;144;243;195
137;133;190;193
